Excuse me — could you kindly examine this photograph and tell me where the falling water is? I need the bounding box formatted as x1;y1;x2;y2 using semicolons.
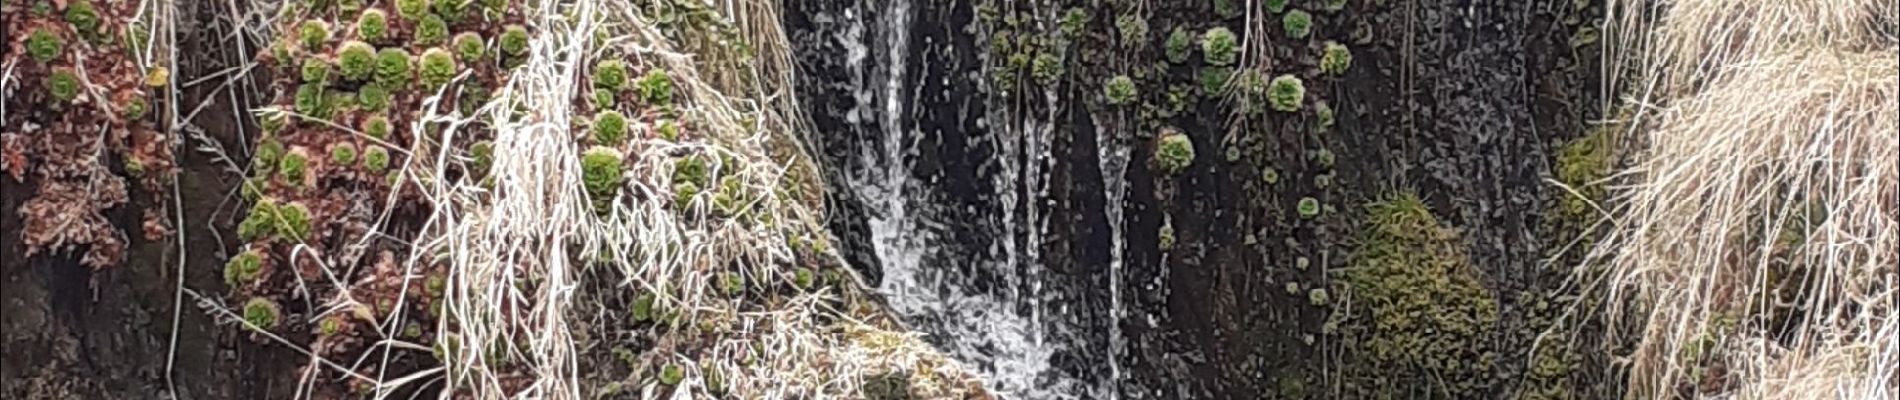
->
820;0;1111;398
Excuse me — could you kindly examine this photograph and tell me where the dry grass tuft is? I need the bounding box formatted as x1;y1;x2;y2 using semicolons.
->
1593;0;1899;398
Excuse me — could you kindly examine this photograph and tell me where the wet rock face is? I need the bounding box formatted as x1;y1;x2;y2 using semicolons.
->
792;0;1599;398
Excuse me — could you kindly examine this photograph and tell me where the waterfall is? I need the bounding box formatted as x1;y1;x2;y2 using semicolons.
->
813;0;1112;398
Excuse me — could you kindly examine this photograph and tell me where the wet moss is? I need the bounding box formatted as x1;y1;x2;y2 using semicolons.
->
299;19;331;51
418;48;458;90
396;0;429;21
243;298;282;331
337;41;376;81
331;143;358;166
357;10;388;42
47;69;81;103
1104;75;1137;105
277;202;314;241
581;147;625;214
1201;27;1238;67
1200;66;1231;95
278;148;310;184
224;250;265;286
375;48;414;89
1554;124;1614;224
1320;41;1352;76
363;146;390;173
1165;27;1192;64
1337;193;1500;397
1283;10;1312;39
27;29;62;64
1155;129;1195;175
363;114;391;140
1267;74;1304;112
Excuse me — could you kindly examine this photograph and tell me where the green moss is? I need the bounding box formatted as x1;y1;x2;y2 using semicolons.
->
1267;74;1304;112
1158;220;1176;251
242;298;281;331
416;15;449;47
1060;8;1089;37
1315;148;1335;169
659;363;685;386
1320;41;1353;76
375;48;413;89
594;59;628;91
1266;0;1289;13
1104;75;1137;105
64;0;99;34
301;57;332;84
1338;193;1500;397
1199;66;1231;95
454;32;485;63
299;20;331;51
1115;14;1147;47
278;201;314;241
639;68;674;106
433;0;467;22
1262;167;1280;185
631;293;656;322
1555;124;1614;222
337;41;376;81
123;98;148;120
1296;256;1311;270
1316;101;1336;129
419;48;458;90
1031;53;1064;87
1297;197;1320;218
593;88;616;108
581;147;625;213
363;114;391;140
720;272;745;296
458;84;489;116
331;143;358;166
27;29;62;64
657;119;680;142
469;140;494;176
1214;0;1242;19
1322;0;1349;12
318;316;342;336
224;250;265;286
47;69;81;103
1283;10;1313;39
396;0;429;20
592;110;628;145
793;268;816;290
279;146;312;184
1285;281;1301;295
1309;288;1330;306
358;83;391;112
294;83;327;118
31;0;51;16
1155;129;1195;175
1164;28;1193;64
500;25;530;56
363;146;390;173
1201;27;1238;67
237;199;279;241
357;10;388;43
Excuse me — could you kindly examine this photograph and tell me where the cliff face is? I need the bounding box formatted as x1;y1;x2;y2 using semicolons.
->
789;0;1608;398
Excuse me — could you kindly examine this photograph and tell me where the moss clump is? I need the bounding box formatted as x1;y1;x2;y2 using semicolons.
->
396;0;429;20
499;25;530;57
357;9;388;42
65;0;100;34
1317;101;1336;129
593;88;617;108
454;32;485;63
1338;194;1500;397
659;363;685;386
336;41;376;81
123;98;148;120
1266;0;1289;13
1309;288;1330;306
1165;27;1192;64
1214;0;1242;19
1200;67;1231;95
594;59;628;91
1297;197;1321;218
294;84;327;118
639;68;674;106
1320;41;1353;76
363;114;391;140
301;57;332;84
1322;0;1349;12
1315;148;1336;169
631;293;656;322
1554;125;1614;222
1262;167;1280;185
1267;74;1304;112
1060;8;1089;37
418;48;458;89
27;29;63;64
469;140;494;176
592;110;628;145
331;143;358;166
299;20;331;51
278;202;313;241
1104;75;1137;105
657;120;680;142
358;83;390;112
793;268;816;290
242;298;281;331
1115;14;1147;47
254;140;285;174
224;250;265;286
1031;53;1064;86
237;199;279;241
581;147;625;213
47;69;82;103
416;15;449;47
433;0;468;22
1201;27;1238;67
1155;129;1195;175
1283;10;1313;39
363;146;390;173
318;316;343;336
1158;220;1176;251
375;48;413;89
279;146;312;184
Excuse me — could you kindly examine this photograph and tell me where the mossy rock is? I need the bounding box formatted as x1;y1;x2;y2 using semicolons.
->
1336;193;1500;398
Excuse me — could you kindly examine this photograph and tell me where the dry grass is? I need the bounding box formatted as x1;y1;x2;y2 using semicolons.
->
1592;0;1898;398
404;0;974;398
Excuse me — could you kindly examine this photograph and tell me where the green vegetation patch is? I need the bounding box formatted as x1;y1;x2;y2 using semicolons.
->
1201;27;1238;67
1104;75;1137;105
224;250;265;286
1154;129;1195;176
1267;74;1304;112
1283;10;1313;39
357;9;388;42
1334;193;1500;397
1165;27;1193;64
47;69;81;103
581;147;625;214
593;110;629;145
337;41;376;81
27;29;63;64
243;297;282;331
1320;41;1352;76
1554;125;1614;223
